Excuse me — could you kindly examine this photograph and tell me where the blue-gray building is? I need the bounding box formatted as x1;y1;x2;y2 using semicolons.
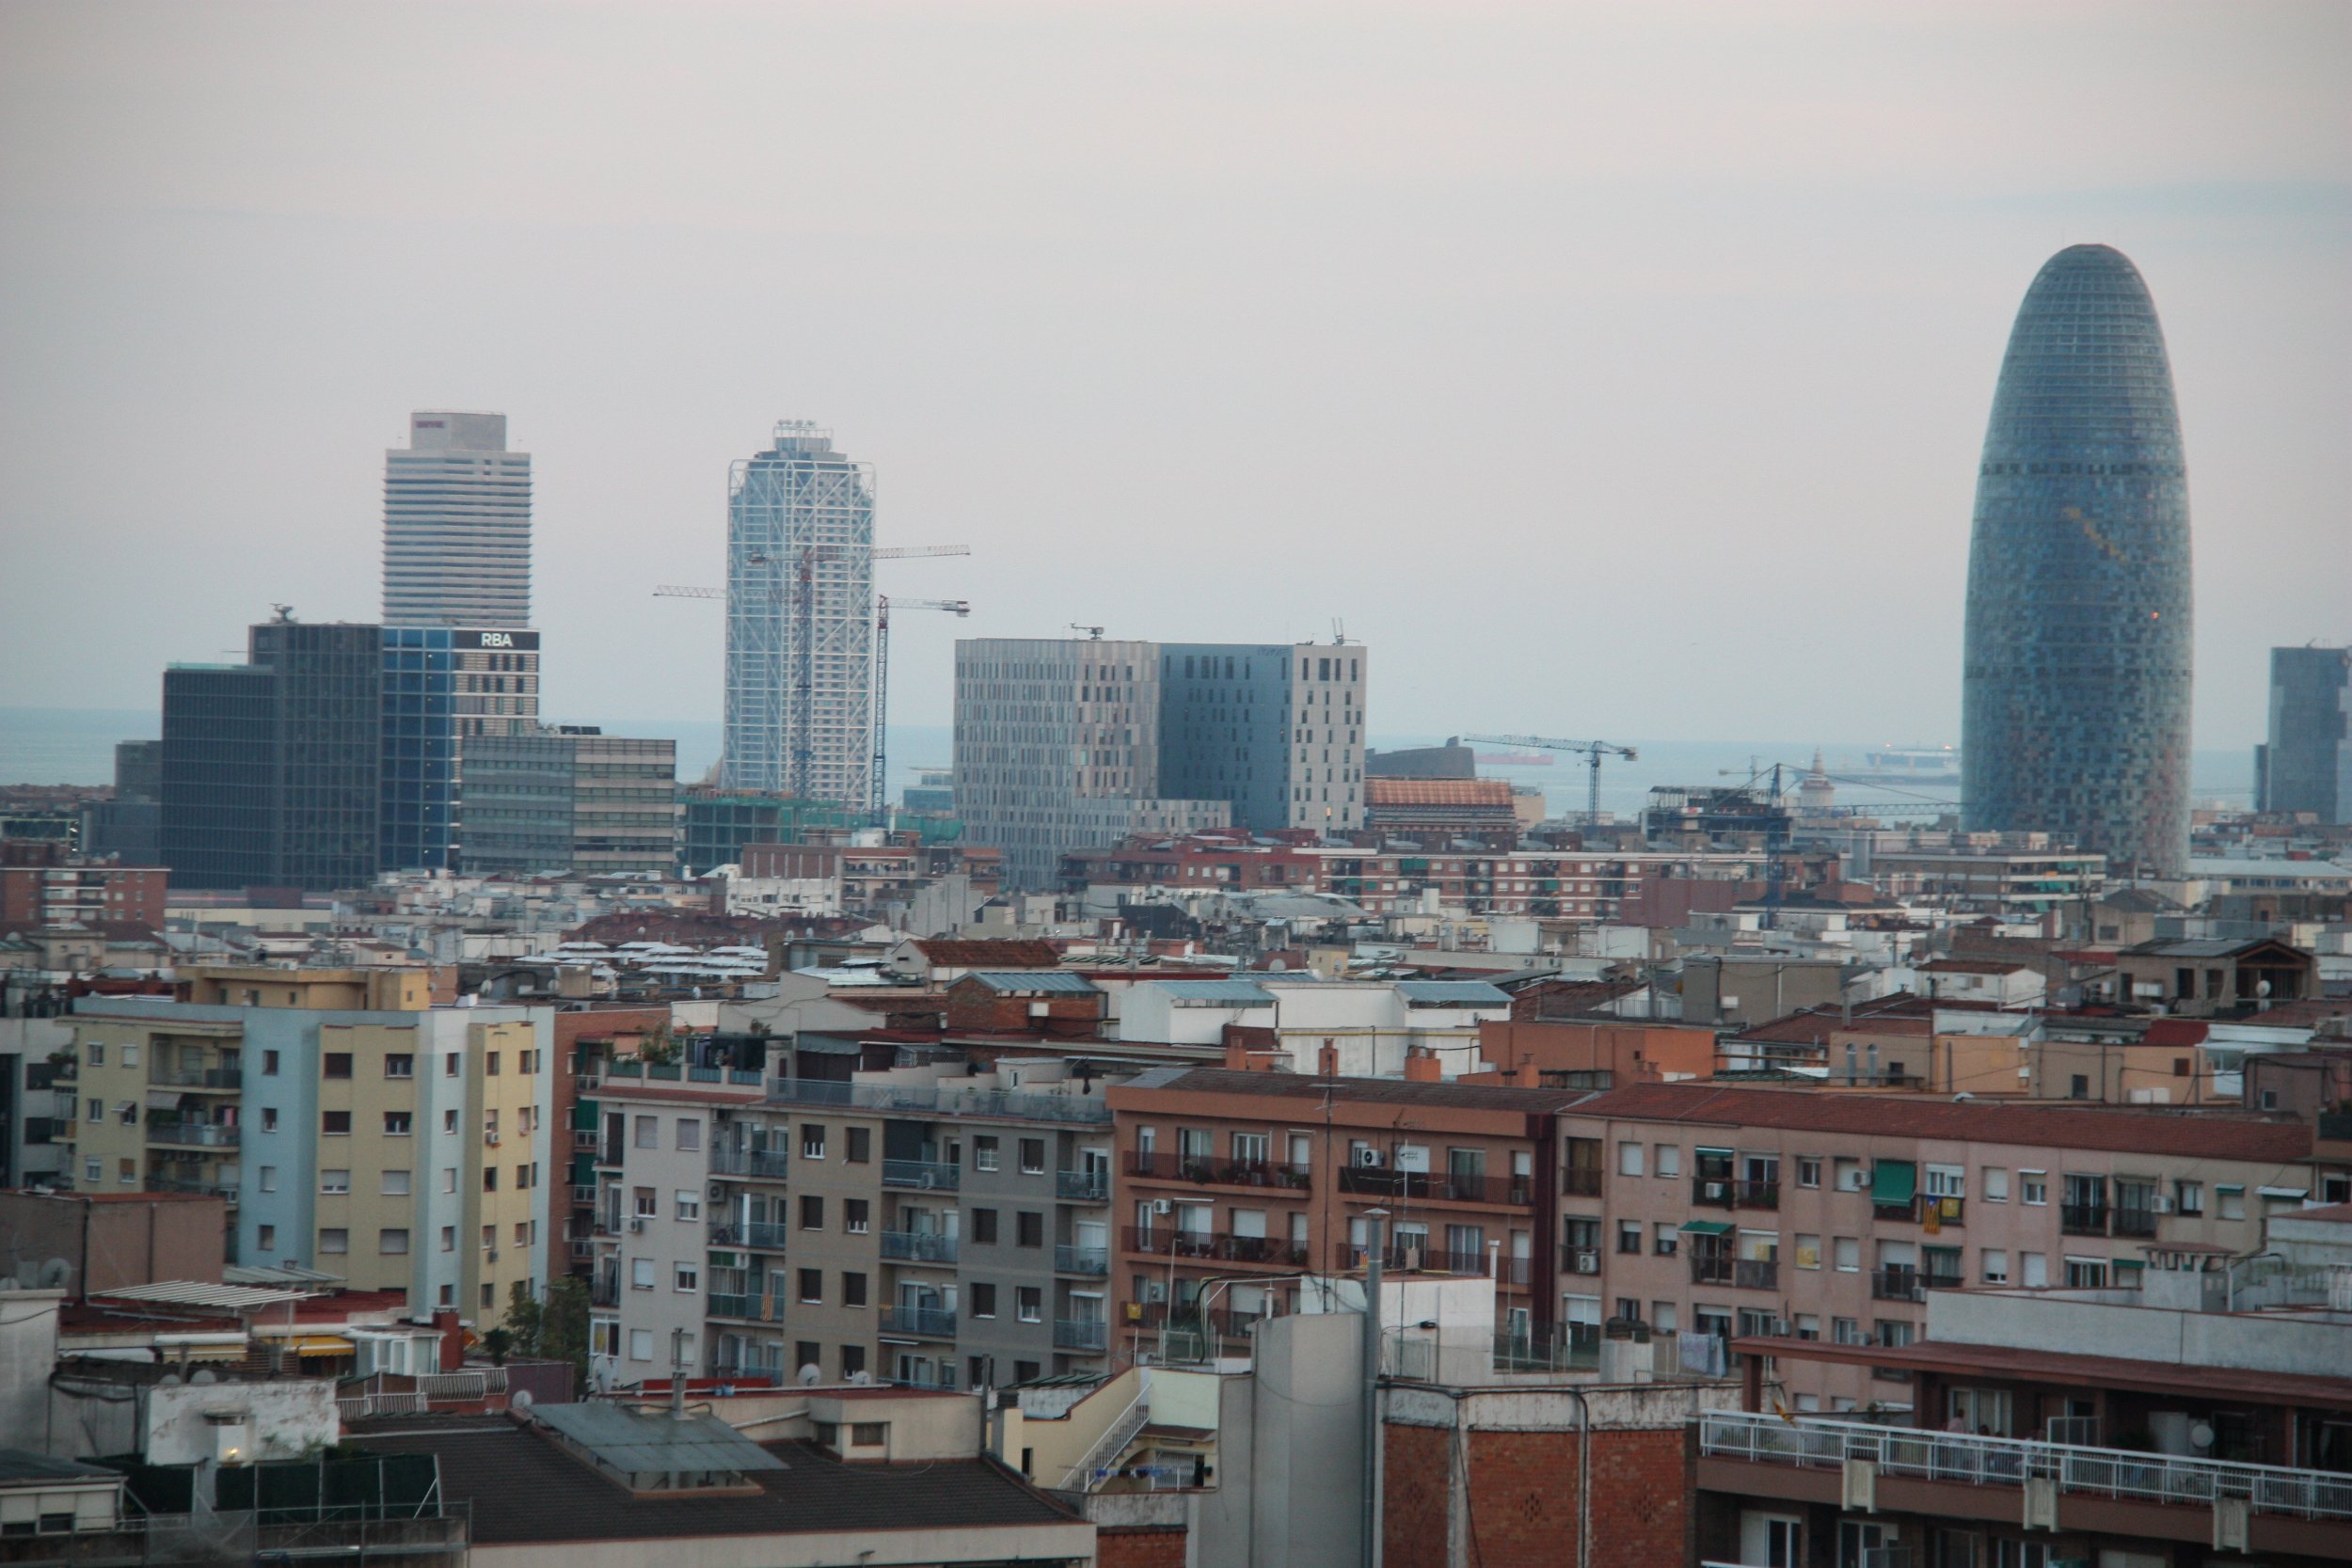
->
2259;645;2351;823
1156;641;1368;835
1961;245;2193;878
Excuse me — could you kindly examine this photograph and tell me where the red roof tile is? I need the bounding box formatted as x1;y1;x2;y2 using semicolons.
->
1364;778;1515;808
910;939;1060;970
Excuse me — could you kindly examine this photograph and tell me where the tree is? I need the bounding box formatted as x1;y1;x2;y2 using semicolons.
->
481;1327;513;1366
501;1279;545;1357
537;1275;592;1396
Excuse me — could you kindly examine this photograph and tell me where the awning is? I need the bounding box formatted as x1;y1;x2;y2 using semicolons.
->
1871;1160;1916;1206
2258;1185;2309;1199
1693;1146;1734;1157
290;1336;353;1356
1678;1219;1732;1235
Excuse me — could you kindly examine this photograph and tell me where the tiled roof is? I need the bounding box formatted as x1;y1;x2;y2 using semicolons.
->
1122;1067;1590;1113
911;939;1061;969
962;971;1101;995
1565;1082;2315;1162
1364;778;1514;808
351;1424;1078;1545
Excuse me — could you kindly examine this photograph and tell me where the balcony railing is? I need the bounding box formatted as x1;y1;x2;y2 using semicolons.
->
1696;1411;2352;1523
709;1219;790;1251
882;1159;961;1191
1056;1243;1109;1276
2060;1202;2109;1237
1127;1150;1313;1190
880;1230;960;1263
1690;1253;1733;1286
1336;1167;1532;1206
1733;1180;1780;1210
1923;1196;1965;1227
1341;1242;1489;1276
1122;1226;1310;1266
144;1174;237;1200
710;1147;792;1180
2112;1207;2160;1239
146;1122;239;1147
1135;1302;1266;1341
1691;1177;1735;1209
767;1076;1110;1124
881;1305;958;1338
1057;1168;1112;1202
590;1277;619;1307
1494;1329;1599;1374
153;1066;242;1089
1872;1266;1923;1303
1054;1318;1109;1352
1733;1259;1779;1291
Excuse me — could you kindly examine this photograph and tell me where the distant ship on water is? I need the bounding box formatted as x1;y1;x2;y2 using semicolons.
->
1473;751;1555;768
1839;746;1962;786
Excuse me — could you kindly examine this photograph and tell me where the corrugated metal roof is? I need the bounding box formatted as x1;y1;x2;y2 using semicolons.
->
533;1402;787;1475
1147;980;1275;1006
965;971;1101;995
224;1263;344;1287
1395;981;1512;1006
95;1281;310;1311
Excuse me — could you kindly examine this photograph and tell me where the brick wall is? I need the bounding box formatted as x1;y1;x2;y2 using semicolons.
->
1382;1420;1691;1568
1093;1525;1186;1568
1382;1421;1454;1568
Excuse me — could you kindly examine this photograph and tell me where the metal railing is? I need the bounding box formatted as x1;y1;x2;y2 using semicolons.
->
1733;1259;1779;1291
882;1158;961;1191
707;1292;779;1322
146;1122;238;1147
2060;1202;2109;1236
709;1218;790;1250
881;1229;960;1263
1127;1150;1313;1189
144;1175;238;1199
1336;1167;1532;1206
1125;1226;1310;1266
153;1066;242;1089
1696;1411;2352;1521
1057;1168;1112;1201
768;1076;1111;1124
710;1146;792;1180
1056;1243;1110;1276
1871;1266;1923;1303
1055;1318;1109;1352
881;1304;957;1338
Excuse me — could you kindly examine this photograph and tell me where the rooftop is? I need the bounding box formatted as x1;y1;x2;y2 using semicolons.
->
1114;1066;1591;1114
910;938;1061;970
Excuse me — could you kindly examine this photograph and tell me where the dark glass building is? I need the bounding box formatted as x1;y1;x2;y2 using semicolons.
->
159;664;278;890
250;620;384;891
2259;645;2351;822
1962;245;2193;878
381;626;460;873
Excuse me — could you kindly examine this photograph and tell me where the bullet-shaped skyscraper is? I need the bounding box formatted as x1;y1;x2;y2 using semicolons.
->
1962;245;2193;878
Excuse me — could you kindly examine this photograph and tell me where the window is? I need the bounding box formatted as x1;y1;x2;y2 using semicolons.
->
379;1228;409;1255
1654;1144;1681;1179
1653;1223;1678;1257
262;1049;280;1076
324;1053;353;1079
846;1126;870;1163
675;1263;699;1292
515;1221;532;1245
971;1208;999;1244
2175;1180;2203;1215
802;1124;826;1159
444;1053;460;1077
628;1329;653;1362
1925;1164;1964;1199
262;1107;278;1132
441;1109;458;1134
1834;1237;1860;1273
1616;1141;1645;1177
1795;1233;1821;1270
381;1169;410;1196
799;1268;823;1304
440;1227;455;1252
1016;1211;1043;1248
634;1116;658;1148
2020;1171;2047;1206
676;1117;701;1151
383;1111;412;1136
842;1272;867;1307
1016;1286;1042;1323
1796;1157;1821;1189
86;1042;103;1067
2217;1184;2245;1220
1982;1166;2009;1202
385;1053;414;1079
321;1168;351;1194
2020;1252;2048;1288
2063;1257;2108;1289
796;1341;820;1374
441;1167;456;1193
1020;1137;1045;1175
259;1165;278;1193
483;1166;498;1192
1616;1221;1644;1255
1981;1248;2010;1284
319;1229;348;1255
1832;1317;1862;1346
971;1282;998;1318
675;1189;700;1222
323;1111;351;1136
632;1259;655;1289
801;1194;825;1230
257;1224;276;1250
975;1135;1000;1172
84;1157;100;1183
844;1198;870;1234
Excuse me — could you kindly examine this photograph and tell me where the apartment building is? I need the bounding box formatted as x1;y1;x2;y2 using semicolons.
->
0;847;167;927
1551;1083;2344;1411
1104;1069;1584;1364
1115;976;1513;1077
68;964;554;1309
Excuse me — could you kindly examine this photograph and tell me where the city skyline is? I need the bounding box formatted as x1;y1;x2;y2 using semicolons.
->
2;4;2344;750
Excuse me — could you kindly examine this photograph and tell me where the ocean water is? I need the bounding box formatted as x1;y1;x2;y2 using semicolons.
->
2;707;2251;814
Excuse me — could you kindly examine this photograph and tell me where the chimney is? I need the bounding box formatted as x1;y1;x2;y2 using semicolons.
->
433;1308;464;1371
1403;1049;1442;1084
1317;1042;1340;1078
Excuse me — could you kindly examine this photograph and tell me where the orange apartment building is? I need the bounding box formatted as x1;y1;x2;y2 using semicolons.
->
1104;1068;1586;1364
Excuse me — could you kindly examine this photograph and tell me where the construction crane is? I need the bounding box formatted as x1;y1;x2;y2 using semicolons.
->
1455;733;1638;827
871;595;970;825
1069;623;1105;641
653;543;970;800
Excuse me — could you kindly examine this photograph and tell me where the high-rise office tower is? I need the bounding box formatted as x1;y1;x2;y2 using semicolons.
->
1962;245;2193;878
382;411;532;627
1158;641;1369;835
722;421;875;806
2258;646;2351;822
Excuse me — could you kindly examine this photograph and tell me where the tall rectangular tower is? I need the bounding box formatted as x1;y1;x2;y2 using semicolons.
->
1158;641;1368;834
722;421;875;807
382;411;532;628
2263;646;2351;823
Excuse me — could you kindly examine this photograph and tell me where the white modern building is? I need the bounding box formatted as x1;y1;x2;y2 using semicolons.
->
382;411;532;628
721;421;876;807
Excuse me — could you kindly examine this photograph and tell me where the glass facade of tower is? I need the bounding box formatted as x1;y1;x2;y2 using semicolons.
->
381;626;460;872
1962;245;2192;878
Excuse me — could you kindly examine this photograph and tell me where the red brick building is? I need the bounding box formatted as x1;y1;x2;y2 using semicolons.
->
0;851;167;927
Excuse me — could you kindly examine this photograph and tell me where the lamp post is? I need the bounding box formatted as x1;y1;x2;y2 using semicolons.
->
1360;1206;1389;1568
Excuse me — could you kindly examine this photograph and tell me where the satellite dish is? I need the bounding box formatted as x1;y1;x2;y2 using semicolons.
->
511;1389;534;1411
38;1259;73;1290
191;1370;217;1385
849;1370;872;1386
159;1373;183;1386
2190;1422;2216;1450
798;1364;821;1386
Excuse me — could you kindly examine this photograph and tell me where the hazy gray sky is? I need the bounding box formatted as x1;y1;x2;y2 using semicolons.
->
3;1;2345;749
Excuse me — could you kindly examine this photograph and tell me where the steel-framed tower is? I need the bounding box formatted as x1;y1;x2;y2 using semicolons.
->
722;421;876;805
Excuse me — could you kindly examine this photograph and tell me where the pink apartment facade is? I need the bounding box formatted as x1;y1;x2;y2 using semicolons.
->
1552;1084;2345;1411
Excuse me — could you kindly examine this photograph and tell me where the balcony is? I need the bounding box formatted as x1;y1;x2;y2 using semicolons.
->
1733;1259;1779;1291
1341;1242;1489;1276
707;1292;781;1322
1691;1253;1733;1287
1135;1302;1266;1342
880;1305;958;1339
709;1219;790;1251
147;1122;239;1148
1692;1177;1736;1210
1057;1168;1112;1202
1055;1243;1109;1276
1922;1195;1965;1227
2113;1207;2160;1239
882;1159;961;1191
1336;1167;1531;1206
589;1277;619;1307
710;1147;792;1180
880;1230;960;1264
1128;1150;1311;1191
1872;1266;1923;1302
1695;1410;2352;1532
1122;1226;1310;1267
767;1075;1110;1124
1054;1318;1109;1353
153;1066;243;1090
2060;1202;2110;1237
1733;1180;1780;1210
144;1174;237;1201
1872;1193;1920;1223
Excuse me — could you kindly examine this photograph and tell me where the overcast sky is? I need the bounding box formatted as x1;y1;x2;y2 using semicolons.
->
2;1;2344;750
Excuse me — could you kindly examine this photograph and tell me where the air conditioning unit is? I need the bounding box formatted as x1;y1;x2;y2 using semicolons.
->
485;1132;501;1147
1702;1180;1729;1200
708;1183;725;1200
1573;1254;1599;1275
628;1217;646;1233
2153;1196;2176;1213
487;1249;500;1261
1152;1198;1173;1216
1356;1148;1383;1167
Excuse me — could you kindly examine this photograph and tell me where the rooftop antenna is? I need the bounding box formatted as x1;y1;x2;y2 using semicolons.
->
269;603;295;624
1070;624;1105;641
1331;618;1350;645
